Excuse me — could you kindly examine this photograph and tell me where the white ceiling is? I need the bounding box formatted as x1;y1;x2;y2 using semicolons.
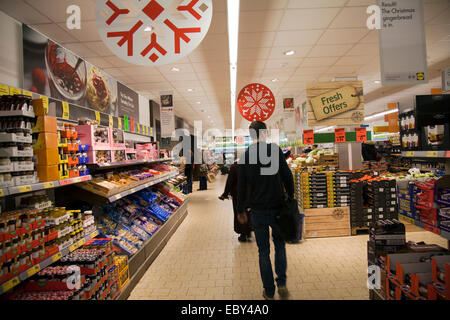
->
0;0;449;132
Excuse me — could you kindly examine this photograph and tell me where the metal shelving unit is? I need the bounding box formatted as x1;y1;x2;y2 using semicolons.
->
89;158;174;171
0;229;99;295
401;151;450;158
0;175;92;198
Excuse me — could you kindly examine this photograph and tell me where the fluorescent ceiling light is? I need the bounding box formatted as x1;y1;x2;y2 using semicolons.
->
144;26;153;32
171;67;180;72
284;50;295;56
272;78;279;82
196;101;201;104
364;108;398;121
187;88;193;92
315;126;335;133
227;0;240;138
374;80;381;84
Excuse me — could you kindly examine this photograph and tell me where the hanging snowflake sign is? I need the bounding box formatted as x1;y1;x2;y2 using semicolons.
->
237;83;276;122
96;0;213;66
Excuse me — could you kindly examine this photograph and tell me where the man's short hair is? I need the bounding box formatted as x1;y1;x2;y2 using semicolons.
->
249;121;267;140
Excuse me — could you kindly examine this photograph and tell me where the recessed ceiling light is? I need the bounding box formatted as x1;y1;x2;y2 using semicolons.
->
374;80;381;84
144;26;153;32
187;88;193;92
201;109;205;112
196;101;201;104
280;63;287;68
284;50;295;56
171;67;180;72
272;78;279;82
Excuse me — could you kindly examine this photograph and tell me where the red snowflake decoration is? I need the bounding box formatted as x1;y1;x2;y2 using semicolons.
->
237;83;275;122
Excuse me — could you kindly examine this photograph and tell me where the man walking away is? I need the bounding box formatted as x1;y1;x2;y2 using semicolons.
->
236;121;294;300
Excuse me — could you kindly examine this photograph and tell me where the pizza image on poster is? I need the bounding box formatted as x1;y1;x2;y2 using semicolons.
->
237;83;275;122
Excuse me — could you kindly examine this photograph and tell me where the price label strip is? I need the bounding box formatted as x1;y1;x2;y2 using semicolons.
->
118;118;122;130
95;111;101;123
39;96;49;114
0;84;9;95
62;102;70;119
427;151;438;157
10;87;21;95
0;189;4;197
18;185;32;193
109;115;114;128
26;264;41;278
2;277;19;293
406;151;415;157
43;182;55;189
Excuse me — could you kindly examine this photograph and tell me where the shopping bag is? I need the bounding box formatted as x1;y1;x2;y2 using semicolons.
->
276;195;301;242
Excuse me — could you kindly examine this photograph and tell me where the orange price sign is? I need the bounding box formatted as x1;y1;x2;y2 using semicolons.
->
303;130;314;145
355;127;367;142
335;128;346;143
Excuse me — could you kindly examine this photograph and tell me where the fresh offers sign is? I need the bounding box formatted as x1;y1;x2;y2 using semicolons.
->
378;0;428;85
96;0;213;66
306;81;364;127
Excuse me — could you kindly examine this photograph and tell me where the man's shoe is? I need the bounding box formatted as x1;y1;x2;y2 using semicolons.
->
238;235;247;242
262;290;274;300
277;286;290;300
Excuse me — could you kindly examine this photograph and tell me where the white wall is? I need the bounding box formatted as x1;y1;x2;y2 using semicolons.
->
0;10;23;88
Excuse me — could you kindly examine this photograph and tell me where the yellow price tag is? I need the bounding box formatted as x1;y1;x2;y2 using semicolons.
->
43;182;54;189
91;230;99;238
62;102;70;119
427;151;438;157
144;126;148;135
26;264;41;277
0;84;9;95
78;238;86;246
137;124;141;134
2;277;19;292
10;87;21;95
95;111;101;123
70;243;78;252
52;252;62;262
23;90;33;98
109;115;113;128
40;96;49;114
118;118;122;130
18;185;32;193
405;151;415;157
150;127;153;136
0;189;4;197
73;177;81;183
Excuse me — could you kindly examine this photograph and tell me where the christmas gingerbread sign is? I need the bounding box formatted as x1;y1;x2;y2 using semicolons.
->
237;83;275;122
96;0;213;66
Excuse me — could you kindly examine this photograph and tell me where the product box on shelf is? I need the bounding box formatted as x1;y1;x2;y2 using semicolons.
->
33;132;58;150
76;125;111;150
86;150;111;165
32;116;57;134
36;165;60;182
111;129;125;149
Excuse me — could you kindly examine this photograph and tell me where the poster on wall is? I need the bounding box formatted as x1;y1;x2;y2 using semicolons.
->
22;24;141;121
117;82;139;121
160;94;175;138
306;81;364;127
283;97;294;112
377;0;428;86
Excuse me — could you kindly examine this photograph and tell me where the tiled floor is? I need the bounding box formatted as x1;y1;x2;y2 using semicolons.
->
128;175;447;300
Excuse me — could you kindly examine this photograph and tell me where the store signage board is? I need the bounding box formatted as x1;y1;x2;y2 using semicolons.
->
160;94;175;138
95;0;212;66
335;128;346;143
124;115;129;131
306;81;364;127
237;83;276;122
62;102;70;119
378;0;428;85
303;130;314;145
355;127;367;142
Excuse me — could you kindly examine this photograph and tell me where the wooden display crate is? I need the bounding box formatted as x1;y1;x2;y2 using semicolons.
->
318;154;339;167
304;206;350;238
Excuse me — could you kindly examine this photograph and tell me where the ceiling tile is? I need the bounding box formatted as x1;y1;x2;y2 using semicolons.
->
360;30;379;43
264;59;303;69
125;74;166;83
207;12;227;34
317;28;369;44
157;63;195;74
197;34;228;51
239;10;285;32
334;55;376;66
268;46;312;59
345;0;376;6
164;73;199;82
424;0;450;23
83;41;113;57
279;8;340;30
326;65;360;75
25;0;95;23
287;0;347;8
273;30;324;46
63;42;98;58
301;56;340;67
103;55;138;68
101;67;126;78
120;66;161;76
293;66;328;76
188;49;228;62
307;44;353;57
57;21;101;42
30;24;78;44
329;7;369;29
346;43;379;55
0;0;51;24
192;62;228;74
238;47;271;60
239;32;276;48
240;0;289;11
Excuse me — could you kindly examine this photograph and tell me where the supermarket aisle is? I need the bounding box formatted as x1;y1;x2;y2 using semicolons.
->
128;175;447;300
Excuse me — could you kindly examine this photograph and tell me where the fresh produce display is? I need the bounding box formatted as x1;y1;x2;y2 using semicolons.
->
290;149;337;168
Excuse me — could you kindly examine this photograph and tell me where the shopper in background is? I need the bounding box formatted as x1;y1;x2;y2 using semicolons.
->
184;150;194;194
198;151;208;191
236;121;294;300
219;153;252;242
362;142;382;161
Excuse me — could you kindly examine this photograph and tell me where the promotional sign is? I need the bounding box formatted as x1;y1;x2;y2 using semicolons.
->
160;94;175;138
303;130;314;145
283;97;294;112
306;81;364;127
96;0;213;66
378;0;428;85
335;128;346;143
356;127;367;142
22;24;140;122
237;83;276;122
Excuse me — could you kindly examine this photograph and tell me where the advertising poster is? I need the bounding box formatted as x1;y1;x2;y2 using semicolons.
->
306;81;365;127
117;82;139;121
22;24;140;119
378;0;428;85
283;97;294;112
160;94;175;138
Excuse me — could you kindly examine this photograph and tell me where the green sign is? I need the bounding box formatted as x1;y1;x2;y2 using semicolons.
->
124;115;129;131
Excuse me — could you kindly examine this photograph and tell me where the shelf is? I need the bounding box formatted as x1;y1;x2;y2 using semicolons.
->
2;175;92;197
0;229;99;295
0;110;35;118
89;158;173;170
401;151;450;158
